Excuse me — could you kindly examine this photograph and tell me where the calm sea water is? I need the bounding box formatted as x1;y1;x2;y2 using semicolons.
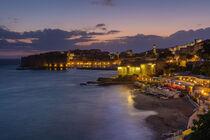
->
0;65;155;140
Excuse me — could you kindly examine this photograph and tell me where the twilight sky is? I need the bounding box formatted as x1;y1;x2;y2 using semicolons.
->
1;0;210;35
0;0;210;58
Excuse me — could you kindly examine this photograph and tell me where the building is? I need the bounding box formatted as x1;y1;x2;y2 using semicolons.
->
67;50;75;61
117;63;156;76
66;60;120;69
175;75;210;88
164;79;194;92
169;39;203;56
153;44;158;56
119;50;133;58
117;66;140;76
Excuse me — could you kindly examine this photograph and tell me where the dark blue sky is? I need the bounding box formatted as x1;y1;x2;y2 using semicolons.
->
0;0;210;57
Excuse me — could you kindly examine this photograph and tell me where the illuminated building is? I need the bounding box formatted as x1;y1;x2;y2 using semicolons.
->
117;66;141;76
119;50;133;58
116;52;119;59
117;63;156;76
179;60;187;67
153;44;158;56
164;79;194;92
175;75;210;88
65;60;120;69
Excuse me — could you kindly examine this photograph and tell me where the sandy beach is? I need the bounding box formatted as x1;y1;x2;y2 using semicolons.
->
133;93;195;140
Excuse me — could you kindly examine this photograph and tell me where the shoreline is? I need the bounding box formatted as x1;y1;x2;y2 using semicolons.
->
133;93;195;140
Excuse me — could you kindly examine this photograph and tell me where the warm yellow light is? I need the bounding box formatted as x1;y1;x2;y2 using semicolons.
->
182;129;194;136
118;67;122;70
136;67;140;70
203;92;208;96
127;95;134;105
54;64;57;67
60;64;63;67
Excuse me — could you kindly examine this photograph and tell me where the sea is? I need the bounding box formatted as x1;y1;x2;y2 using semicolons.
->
0;59;156;140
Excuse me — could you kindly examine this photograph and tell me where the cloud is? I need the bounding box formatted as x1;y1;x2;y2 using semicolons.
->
1;26;210;57
0;38;38;44
0;26;120;57
96;23;106;28
80;27;210;52
95;23;107;31
0;25;8;30
0;27;91;52
83;23;107;32
0;50;44;57
107;30;120;34
102;27;107;31
90;0;115;6
87;30;120;36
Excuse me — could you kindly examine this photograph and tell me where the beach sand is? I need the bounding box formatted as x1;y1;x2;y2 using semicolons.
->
133;93;195;140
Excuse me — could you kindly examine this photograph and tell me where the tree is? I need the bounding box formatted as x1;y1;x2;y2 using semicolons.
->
186;111;210;140
186;54;194;59
199;62;210;77
198;41;210;61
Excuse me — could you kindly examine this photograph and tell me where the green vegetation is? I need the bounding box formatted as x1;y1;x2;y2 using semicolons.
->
185;111;210;140
198;41;210;61
191;62;210;77
179;90;188;97
164;63;186;74
200;62;210;77
158;51;174;59
191;41;210;77
190;95;197;103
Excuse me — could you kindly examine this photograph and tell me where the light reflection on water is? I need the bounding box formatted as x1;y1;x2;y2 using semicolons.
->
0;66;156;140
